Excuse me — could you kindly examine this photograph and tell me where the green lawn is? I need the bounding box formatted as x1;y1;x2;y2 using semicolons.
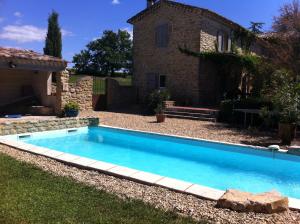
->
0;153;203;224
69;75;132;94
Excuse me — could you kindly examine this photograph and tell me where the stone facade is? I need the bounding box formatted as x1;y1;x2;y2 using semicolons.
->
129;0;253;106
0;117;99;135
55;71;93;115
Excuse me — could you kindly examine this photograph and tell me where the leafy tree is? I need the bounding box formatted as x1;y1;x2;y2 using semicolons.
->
263;0;300;80
248;22;264;34
73;30;132;76
44;11;62;58
273;0;300;32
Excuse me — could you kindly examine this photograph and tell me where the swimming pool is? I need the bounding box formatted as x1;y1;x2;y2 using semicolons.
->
4;126;300;199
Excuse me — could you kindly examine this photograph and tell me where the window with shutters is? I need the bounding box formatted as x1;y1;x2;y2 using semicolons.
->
155;24;169;48
217;31;231;53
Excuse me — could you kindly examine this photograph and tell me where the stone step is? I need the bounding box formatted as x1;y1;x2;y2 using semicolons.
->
164;110;215;118
166;106;219;115
165;113;216;122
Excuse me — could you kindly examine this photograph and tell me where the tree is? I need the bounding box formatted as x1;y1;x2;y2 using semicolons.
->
73;30;132;76
263;0;300;80
273;0;300;32
44;11;62;58
248;22;264;34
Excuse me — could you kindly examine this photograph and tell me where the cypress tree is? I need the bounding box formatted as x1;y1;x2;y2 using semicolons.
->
44;11;62;58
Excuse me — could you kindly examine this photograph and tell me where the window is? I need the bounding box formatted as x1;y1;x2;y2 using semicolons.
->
155;24;169;48
159;75;167;88
217;31;231;52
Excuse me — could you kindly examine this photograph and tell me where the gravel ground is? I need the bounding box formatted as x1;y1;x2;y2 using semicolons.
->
84;110;280;147
1;145;300;224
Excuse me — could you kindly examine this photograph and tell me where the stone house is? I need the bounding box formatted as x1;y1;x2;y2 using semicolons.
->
0;47;92;116
128;0;261;106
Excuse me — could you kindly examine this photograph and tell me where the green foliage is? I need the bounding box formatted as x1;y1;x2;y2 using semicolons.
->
64;101;79;111
233;28;257;54
219;98;273;123
179;48;260;74
263;70;300;124
73;30;132;76
0;153;201;224
44;11;62;58
248;22;265;34
154;103;165;114
147;90;170;114
179;47;261;99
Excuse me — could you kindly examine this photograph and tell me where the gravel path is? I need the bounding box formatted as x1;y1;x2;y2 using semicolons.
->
1;145;300;224
85;110;280;147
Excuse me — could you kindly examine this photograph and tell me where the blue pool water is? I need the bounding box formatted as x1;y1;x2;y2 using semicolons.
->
20;127;300;199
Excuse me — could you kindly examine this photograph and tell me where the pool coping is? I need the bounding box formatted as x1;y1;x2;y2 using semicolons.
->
0;126;299;211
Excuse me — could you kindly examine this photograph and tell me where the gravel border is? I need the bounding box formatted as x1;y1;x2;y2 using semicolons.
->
1;144;300;224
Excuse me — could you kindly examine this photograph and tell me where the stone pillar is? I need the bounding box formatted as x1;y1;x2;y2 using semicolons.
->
55;70;70;115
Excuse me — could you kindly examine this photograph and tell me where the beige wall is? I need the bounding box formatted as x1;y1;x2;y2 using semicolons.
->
133;3;201;105
0;68;34;105
131;3;240;106
0;68;55;108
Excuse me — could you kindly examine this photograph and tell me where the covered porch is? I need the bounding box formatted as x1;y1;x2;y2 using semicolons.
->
0;47;67;116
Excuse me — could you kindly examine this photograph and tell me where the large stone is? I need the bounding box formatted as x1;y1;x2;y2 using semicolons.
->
217;189;289;214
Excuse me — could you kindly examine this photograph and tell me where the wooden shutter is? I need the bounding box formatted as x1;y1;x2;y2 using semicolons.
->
217;32;223;52
146;73;159;93
228;36;232;52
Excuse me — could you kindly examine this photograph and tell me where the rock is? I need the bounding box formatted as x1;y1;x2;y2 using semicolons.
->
217;189;289;214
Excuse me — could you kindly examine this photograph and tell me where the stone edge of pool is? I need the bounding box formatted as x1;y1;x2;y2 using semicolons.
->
0;125;299;211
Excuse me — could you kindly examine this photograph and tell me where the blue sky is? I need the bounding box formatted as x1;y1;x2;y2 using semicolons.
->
0;0;290;63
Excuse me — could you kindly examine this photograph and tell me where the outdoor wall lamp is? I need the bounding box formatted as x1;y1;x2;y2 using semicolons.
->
8;61;17;68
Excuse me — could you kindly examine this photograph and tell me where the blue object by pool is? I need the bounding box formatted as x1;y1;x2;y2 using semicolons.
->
21;126;300;199
5;114;22;118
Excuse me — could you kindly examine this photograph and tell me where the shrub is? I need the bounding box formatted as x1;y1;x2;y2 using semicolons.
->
218;97;273;123
219;100;235;122
147;90;170;114
154;103;165;114
64;102;79;111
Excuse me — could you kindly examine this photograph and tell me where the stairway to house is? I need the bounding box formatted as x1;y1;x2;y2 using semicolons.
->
165;106;219;122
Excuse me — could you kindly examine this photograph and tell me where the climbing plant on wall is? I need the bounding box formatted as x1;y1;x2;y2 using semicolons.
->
178;47;261;99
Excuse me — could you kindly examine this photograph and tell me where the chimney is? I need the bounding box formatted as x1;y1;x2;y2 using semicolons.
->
147;0;156;8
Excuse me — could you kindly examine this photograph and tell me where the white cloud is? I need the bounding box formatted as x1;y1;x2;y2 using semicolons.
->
112;0;120;5
0;25;73;43
13;11;22;17
122;27;133;40
61;29;74;37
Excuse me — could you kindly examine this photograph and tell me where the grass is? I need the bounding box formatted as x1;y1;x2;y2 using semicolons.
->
69;75;132;94
0;153;203;224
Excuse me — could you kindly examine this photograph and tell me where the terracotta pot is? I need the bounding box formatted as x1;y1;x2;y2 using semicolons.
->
156;114;166;123
278;123;297;145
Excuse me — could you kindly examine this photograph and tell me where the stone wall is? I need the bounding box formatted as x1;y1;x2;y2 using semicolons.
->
132;2;201;105
0;117;99;135
106;78;137;110
69;76;93;111
131;1;259;106
55;71;93;115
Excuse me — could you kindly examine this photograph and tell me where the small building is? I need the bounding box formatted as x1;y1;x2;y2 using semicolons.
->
128;0;262;106
0;47;93;116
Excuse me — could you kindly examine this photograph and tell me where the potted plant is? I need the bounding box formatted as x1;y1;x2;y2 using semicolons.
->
278;109;298;145
64;102;80;117
147;89;170;114
268;71;300;145
155;104;166;123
